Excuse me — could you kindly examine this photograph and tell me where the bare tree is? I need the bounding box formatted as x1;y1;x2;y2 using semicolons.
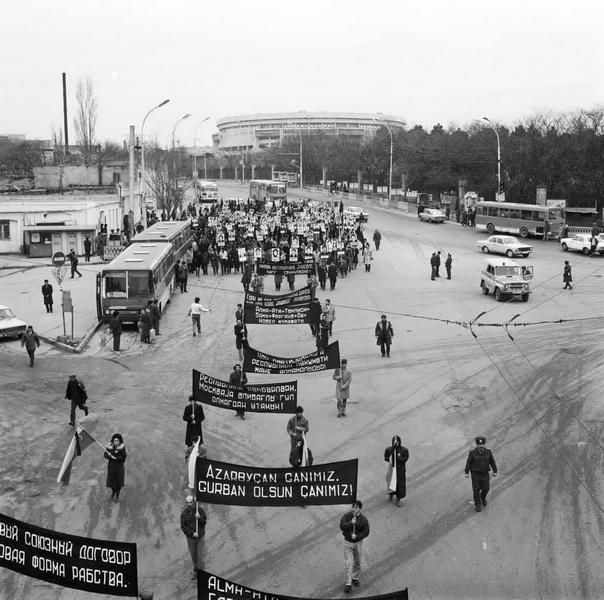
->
73;77;98;165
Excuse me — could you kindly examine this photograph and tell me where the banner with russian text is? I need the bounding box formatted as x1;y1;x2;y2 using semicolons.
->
195;458;358;506
256;260;315;276
243;303;311;325
243;342;340;374
244;285;312;308
192;370;297;413
0;512;138;597
197;569;408;600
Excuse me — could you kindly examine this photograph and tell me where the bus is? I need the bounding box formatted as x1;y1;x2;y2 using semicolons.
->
475;201;564;238
273;171;299;186
249;179;287;204
131;221;193;263
196;180;219;203
96;221;193;322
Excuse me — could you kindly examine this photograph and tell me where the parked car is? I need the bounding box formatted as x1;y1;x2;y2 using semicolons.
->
418;208;446;223
480;258;533;303
344;206;370;222
0;305;27;339
560;233;603;255
476;235;533;258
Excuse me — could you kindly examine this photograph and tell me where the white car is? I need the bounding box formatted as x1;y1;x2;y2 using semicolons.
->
418;208;446;223
560;233;604;255
344;206;370;222
0;305;27;339
476;235;533;258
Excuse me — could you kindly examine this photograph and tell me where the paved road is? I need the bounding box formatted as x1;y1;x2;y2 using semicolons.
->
1;184;604;599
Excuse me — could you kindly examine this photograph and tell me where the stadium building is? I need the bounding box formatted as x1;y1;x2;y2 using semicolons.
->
213;112;405;153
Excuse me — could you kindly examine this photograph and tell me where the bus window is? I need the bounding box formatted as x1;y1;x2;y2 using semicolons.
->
498;208;509;218
128;272;151;297
105;272;127;297
508;209;520;219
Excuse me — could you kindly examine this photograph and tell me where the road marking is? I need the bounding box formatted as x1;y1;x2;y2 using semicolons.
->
482;542;487;550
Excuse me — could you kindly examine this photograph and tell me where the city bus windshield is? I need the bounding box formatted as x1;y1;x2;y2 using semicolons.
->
105;272;127;297
128;272;151;297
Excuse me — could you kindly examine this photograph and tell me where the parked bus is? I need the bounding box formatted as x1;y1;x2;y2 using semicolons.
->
196;180;219;203
475;201;564;238
131;221;193;263
96;221;193;322
249;179;287;204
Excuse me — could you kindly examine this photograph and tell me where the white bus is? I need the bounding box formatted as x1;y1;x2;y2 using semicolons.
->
475;201;564;238
196;180;219;203
249;179;287;204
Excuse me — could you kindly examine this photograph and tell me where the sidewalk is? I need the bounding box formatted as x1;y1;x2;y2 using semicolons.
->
0;254;103;347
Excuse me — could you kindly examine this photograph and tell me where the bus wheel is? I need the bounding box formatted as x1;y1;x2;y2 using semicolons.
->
521;293;529;302
481;281;489;295
487;223;495;234
494;287;502;302
519;226;529;238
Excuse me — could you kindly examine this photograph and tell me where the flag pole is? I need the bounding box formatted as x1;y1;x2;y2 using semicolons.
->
77;423;109;453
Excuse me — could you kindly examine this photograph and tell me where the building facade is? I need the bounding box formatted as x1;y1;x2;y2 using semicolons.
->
213;112;405;153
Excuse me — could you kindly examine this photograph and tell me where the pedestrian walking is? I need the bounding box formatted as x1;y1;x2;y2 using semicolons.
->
287;272;296;291
317;313;330;349
309;298;322;336
104;433;127;502
328;262;338;290
362;242;373;272
333;359;352;417
384;435;409;506
563;260;573;289
375;314;394;358
317;263;327;291
109;311;122;351
339;501;370;593
464;436;498;512
307;271;319;301
287;406;309;456
430;252;438;280
183;395;205;446
234;319;249;361
229;364;248;420
235;303;244;322
241;266;251;292
151;299;161;335
445;253;452;280
41;279;54;313
322;299;335;336
65;374;89;426
188;297;210;337
373;229;381;251
180;495;207;579
84;236;92;262
251;273;264;294
20;325;40;367
69;249;82;278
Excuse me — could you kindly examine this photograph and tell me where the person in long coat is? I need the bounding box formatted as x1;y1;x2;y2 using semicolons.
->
384;435;409;506
104;433;127;501
328;262;338;290
183;395;205;447
333;359;352;417
229;364;248;420
139;308;152;343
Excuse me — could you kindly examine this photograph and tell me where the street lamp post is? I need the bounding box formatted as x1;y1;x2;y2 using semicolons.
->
482;116;501;196
172;113;192;191
193;117;210;201
375;115;393;200
140;99;170;225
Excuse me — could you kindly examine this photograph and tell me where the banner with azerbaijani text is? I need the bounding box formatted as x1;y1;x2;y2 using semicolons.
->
244;285;312;308
197;569;408;600
243;342;340;374
256;261;315;276
195;458;358;506
192;370;297;413
0;512;138;597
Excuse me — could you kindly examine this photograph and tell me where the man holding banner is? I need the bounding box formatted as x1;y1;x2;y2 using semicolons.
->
180;495;207;580
340;500;370;593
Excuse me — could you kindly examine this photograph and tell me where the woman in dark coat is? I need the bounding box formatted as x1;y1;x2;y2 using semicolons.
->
384;435;409;506
138;308;151;343
104;433;127;501
183;395;205;446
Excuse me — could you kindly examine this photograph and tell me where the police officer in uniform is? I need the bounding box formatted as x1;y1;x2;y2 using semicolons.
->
464;436;497;512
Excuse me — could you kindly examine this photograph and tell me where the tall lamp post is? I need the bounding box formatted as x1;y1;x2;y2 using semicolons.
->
482;116;501;196
375;114;393;200
172;113;192;186
193;116;210;200
140;99;170;224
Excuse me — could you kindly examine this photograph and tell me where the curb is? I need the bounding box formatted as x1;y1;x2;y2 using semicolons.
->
39;320;103;354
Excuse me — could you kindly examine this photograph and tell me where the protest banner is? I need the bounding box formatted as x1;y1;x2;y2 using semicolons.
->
243;342;340;374
0;512;138;597
197;570;408;600
244;286;312;309
243;304;311;325
192;370;297;413
195;458;358;506
256;261;315;276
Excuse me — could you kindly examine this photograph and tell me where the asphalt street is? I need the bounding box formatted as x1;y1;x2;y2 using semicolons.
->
1;182;603;599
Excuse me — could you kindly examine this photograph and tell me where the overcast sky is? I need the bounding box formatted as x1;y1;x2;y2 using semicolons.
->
2;0;603;146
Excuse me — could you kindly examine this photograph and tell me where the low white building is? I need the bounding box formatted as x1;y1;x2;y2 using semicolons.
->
0;193;122;256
